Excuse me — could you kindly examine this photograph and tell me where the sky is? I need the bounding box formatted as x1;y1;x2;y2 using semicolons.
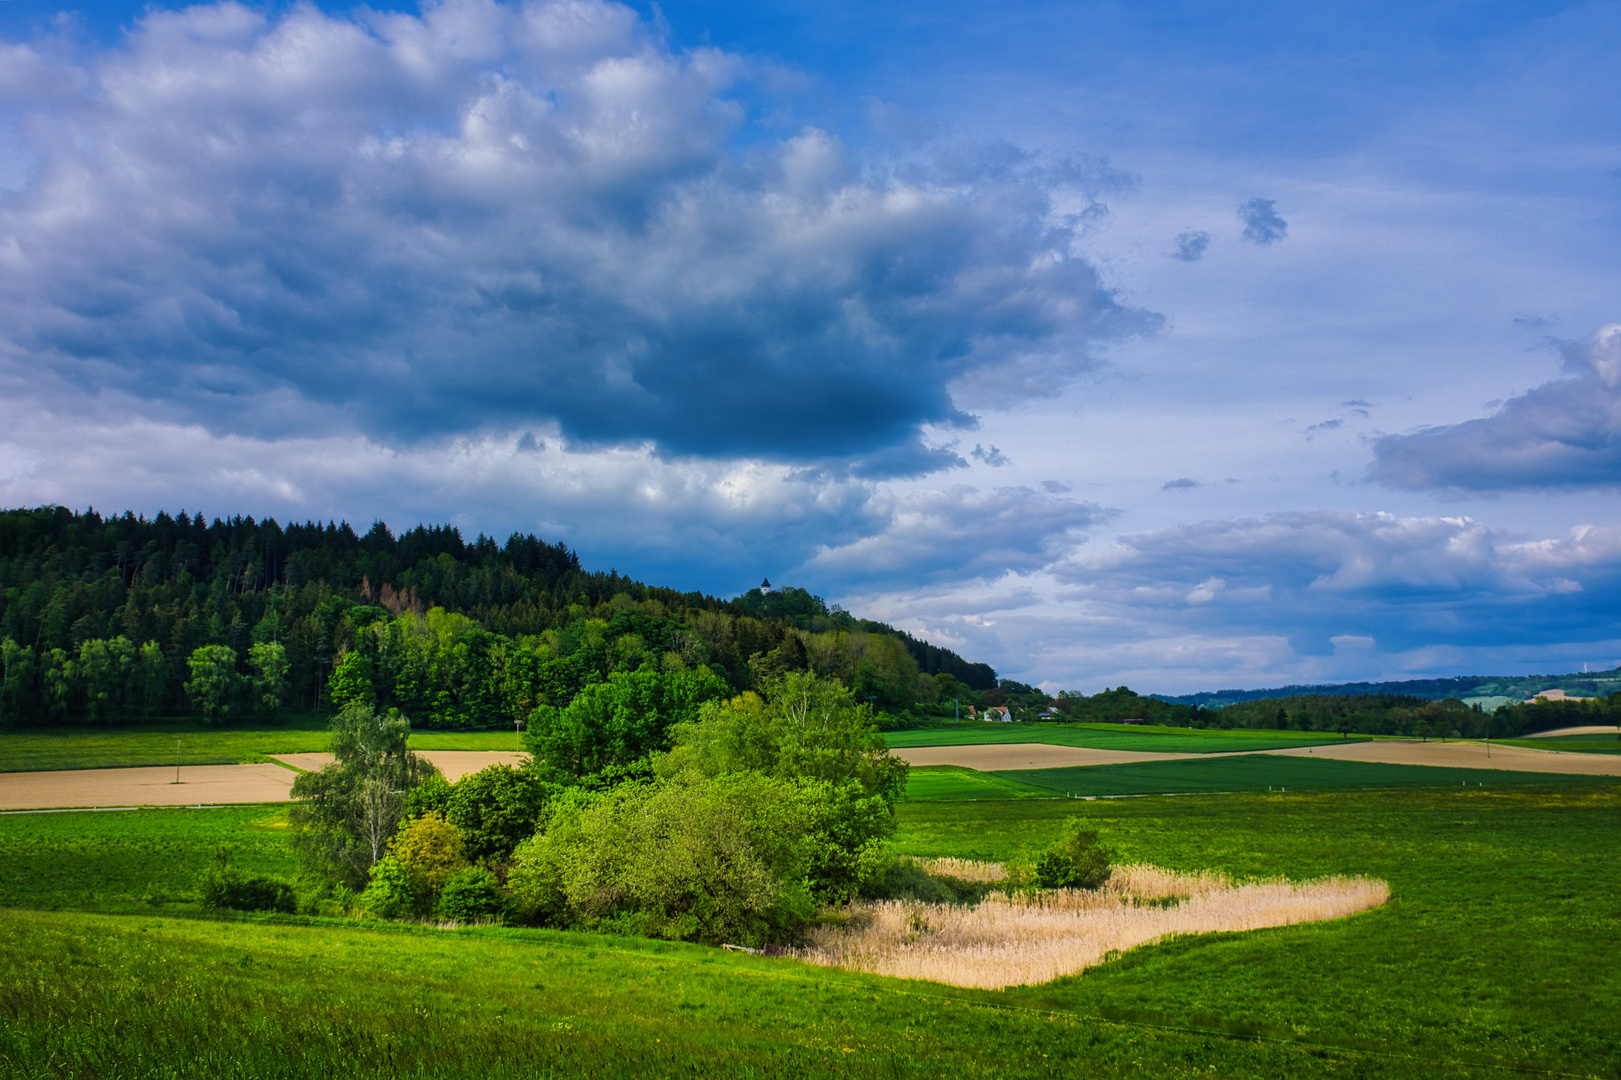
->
0;0;1618;693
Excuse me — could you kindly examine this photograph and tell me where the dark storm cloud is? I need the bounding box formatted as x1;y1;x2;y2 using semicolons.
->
0;0;1152;471
1237;197;1288;244
1371;325;1621;493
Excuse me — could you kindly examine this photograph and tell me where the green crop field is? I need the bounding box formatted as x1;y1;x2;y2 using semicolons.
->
2;777;1617;1076
993;753;1614;797
0;724;523;773
1502;733;1621;754
885;722;1361;754
903;764;1059;801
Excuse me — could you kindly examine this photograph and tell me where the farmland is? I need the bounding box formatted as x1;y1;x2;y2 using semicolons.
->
2;769;1618;1077
885;722;1358;753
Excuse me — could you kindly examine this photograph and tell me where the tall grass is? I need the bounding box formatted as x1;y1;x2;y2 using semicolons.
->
802;864;1388;989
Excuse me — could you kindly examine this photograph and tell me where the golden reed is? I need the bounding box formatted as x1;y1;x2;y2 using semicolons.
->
797;862;1389;989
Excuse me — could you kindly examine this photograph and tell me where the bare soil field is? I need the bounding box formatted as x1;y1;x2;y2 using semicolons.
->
1523;725;1621;738
0;751;527;810
797;861;1389;989
1265;740;1621;775
891;743;1215;770
0;762;297;811
271;750;525;781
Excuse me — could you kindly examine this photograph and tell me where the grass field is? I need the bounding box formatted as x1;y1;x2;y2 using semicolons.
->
992;753;1616;797
1;774;1617;1076
903;764;1061;801
0;722;523;772
1501;733;1621;754
885;722;1361;753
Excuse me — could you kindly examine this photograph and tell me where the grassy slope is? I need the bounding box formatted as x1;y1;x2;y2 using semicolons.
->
885;723;1361;753
0;724;521;772
1500;733;1621;755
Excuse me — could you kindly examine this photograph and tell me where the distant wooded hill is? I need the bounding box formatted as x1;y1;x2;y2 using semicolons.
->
0;506;995;727
1155;669;1621;710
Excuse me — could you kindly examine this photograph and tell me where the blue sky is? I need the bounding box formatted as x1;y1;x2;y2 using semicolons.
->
0;0;1618;692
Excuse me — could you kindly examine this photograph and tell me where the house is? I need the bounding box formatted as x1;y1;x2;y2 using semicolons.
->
984;706;1012;723
1119;718;1146;725
1038;707;1063;720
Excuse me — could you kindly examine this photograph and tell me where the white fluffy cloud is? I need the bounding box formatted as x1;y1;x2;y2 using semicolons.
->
1371;324;1621;492
0;0;1150;475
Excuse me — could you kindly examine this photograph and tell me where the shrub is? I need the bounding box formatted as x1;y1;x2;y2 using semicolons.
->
1034;820;1112;891
391;813;468;893
509;773;825;945
359;855;425;919
436;867;507;922
199;873;297;914
446;765;556;864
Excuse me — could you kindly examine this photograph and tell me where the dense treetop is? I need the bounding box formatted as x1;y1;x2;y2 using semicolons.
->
0;505;994;727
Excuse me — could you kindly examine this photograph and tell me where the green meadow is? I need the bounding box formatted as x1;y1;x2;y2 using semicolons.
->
2;772;1619;1077
0;723;523;773
2;722;1617;1078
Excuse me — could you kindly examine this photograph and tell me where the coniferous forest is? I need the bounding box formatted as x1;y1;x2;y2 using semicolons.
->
0;506;998;729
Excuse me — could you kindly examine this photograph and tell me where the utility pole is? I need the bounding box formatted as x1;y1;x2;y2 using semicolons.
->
174;739;182;784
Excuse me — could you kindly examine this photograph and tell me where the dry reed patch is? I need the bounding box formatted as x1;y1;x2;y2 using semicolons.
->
798;865;1389;990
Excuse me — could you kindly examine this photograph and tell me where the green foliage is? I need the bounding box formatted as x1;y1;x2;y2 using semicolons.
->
184;645;241;724
445;765;556;864
0;506;993;728
199;870;297;913
510;774;827;945
325;650;375;712
658;672;909;808
436;866;507;922
288;704;438;888
360;854;425;919
1033;820;1112;890
525;665;729;781
390;813;469;895
247;642;289;715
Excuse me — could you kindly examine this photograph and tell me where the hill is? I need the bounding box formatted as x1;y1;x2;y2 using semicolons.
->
1154;669;1621;710
0;505;994;728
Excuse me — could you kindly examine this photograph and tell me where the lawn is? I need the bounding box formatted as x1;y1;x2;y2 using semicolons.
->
1;779;1617;1077
885;722;1361;754
0;722;523;772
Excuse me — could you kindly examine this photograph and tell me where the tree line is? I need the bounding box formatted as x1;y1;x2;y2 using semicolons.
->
0;505;997;727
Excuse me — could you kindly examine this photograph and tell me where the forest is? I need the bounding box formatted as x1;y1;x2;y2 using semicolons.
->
0;506;995;729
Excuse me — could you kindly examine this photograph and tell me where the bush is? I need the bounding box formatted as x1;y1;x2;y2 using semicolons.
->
1034;821;1113;891
446;765;556;864
391;813;468;893
359;855;425;919
509;773;825;945
436;867;507;922
199;873;297;914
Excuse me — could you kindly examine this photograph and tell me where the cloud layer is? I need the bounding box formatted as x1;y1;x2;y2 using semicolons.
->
1372;325;1621;493
0;0;1152;475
